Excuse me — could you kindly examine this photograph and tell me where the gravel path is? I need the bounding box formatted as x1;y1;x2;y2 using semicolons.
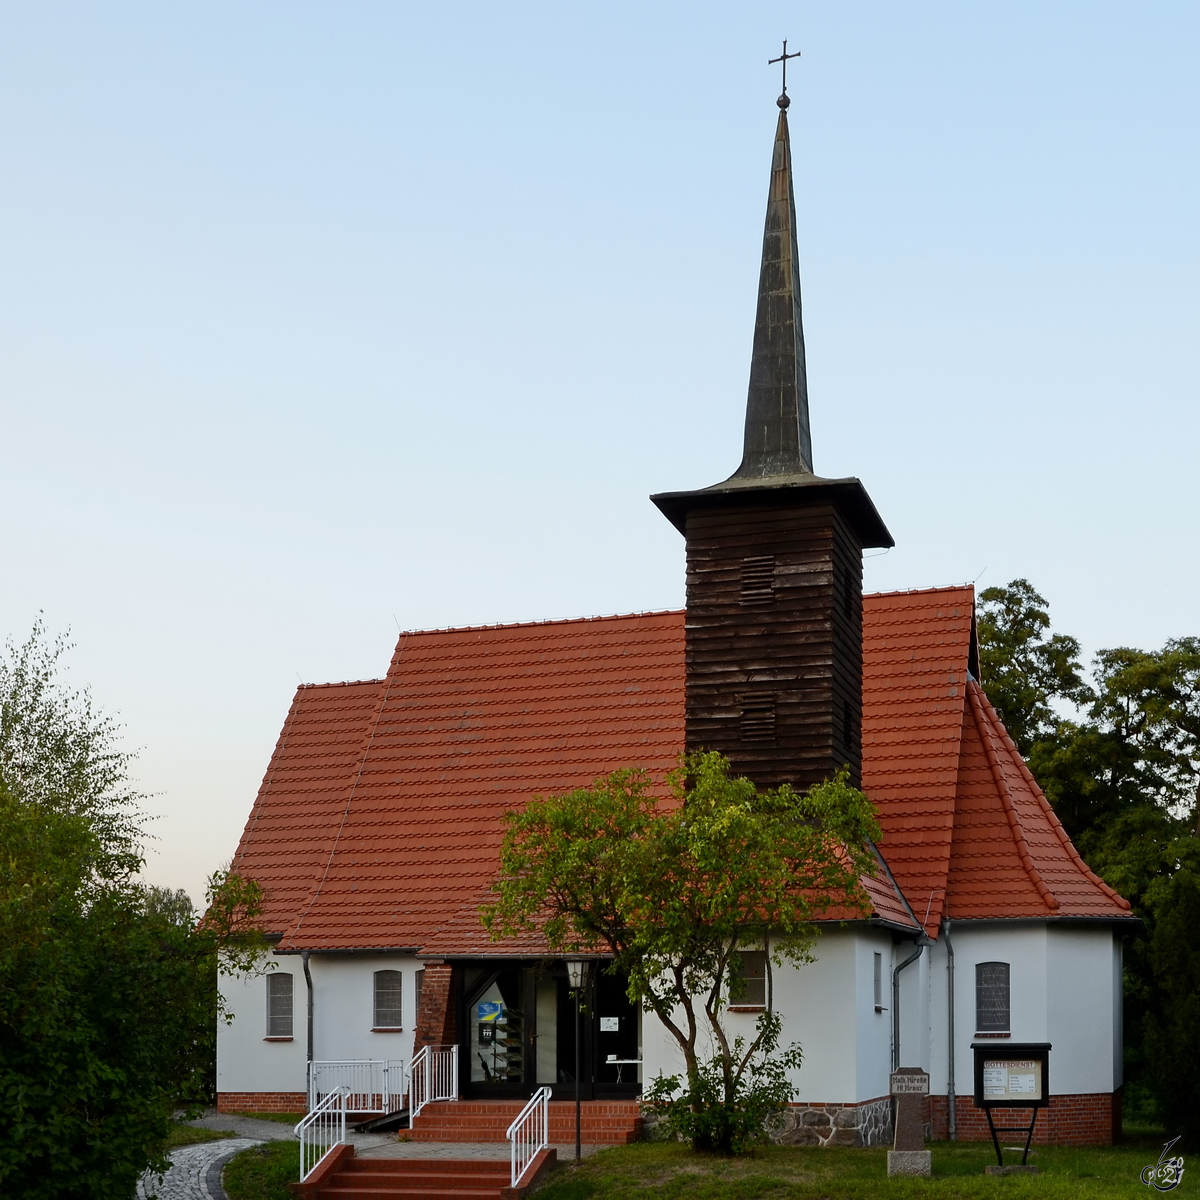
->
136;1137;263;1200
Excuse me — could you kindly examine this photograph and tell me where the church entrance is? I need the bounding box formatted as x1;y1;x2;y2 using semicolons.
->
458;961;640;1100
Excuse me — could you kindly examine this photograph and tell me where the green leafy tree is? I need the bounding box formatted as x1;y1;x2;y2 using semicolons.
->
977;579;1091;755
483;752;880;1153
0;617;146;872
1031;640;1200;841
0;622;267;1198
977;584;1200;1143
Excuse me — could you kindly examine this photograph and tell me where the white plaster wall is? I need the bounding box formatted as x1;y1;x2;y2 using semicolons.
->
217;951;421;1097
217;952;306;1096
894;938;930;1070
640;927;902;1106
924;922;1120;1100
1046;926;1121;1093
928;924;1048;1099
853;930;896;1100
1112;934;1124;1088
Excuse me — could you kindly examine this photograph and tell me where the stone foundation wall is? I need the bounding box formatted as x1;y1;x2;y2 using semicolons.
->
767;1097;893;1147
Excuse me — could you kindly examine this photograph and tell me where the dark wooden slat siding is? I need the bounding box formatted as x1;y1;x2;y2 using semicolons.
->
684;500;863;791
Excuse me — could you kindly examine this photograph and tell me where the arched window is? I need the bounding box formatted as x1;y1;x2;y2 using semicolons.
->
374;969;404;1029
975;962;1010;1033
266;972;293;1038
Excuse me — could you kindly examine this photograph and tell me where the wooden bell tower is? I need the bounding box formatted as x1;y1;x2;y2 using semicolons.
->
652;91;892;793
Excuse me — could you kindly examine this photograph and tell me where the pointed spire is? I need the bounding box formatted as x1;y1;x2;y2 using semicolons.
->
733;96;813;479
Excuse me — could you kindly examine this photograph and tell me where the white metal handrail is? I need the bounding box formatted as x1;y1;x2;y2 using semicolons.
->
295;1085;347;1182
307;1059;406;1115
409;1043;458;1119
507;1086;551;1188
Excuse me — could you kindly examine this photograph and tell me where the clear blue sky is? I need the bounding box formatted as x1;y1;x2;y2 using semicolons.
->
2;2;1196;903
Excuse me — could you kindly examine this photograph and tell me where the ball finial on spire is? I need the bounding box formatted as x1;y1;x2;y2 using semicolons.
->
777;93;790;110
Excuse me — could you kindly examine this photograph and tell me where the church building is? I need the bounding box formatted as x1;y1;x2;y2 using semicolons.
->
217;91;1136;1148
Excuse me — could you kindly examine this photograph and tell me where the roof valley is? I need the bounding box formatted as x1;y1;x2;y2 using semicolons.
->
283;669;398;948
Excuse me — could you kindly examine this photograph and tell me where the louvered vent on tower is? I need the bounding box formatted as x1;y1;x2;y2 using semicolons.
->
740;694;777;742
740;556;776;606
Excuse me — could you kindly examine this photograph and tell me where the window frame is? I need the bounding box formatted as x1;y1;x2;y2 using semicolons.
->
728;950;768;1010
975;961;1011;1035
265;971;294;1040
373;968;404;1031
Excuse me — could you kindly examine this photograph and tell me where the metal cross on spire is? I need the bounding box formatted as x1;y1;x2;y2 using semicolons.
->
769;40;801;108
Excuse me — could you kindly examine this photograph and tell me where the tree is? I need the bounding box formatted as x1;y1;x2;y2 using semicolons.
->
0;622;267;1198
483;752;880;1153
0;617;145;873
976;584;1200;1143
977;579;1091;755
1030;639;1200;841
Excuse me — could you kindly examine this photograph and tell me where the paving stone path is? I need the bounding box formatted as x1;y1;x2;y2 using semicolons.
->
136;1137;262;1200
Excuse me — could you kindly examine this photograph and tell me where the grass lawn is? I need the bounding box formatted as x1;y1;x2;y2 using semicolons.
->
228;1110;306;1125
223;1139;300;1200
163;1122;236;1151
534;1139;1191;1199
219;1135;1189;1200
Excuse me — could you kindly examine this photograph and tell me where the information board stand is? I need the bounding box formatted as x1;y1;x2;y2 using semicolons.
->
972;1043;1051;1168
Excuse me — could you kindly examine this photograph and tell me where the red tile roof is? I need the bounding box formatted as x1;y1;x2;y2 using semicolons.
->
948;679;1130;920
862;586;1129;933
230;590;1131;954
231;679;388;938
265;612;687;954
861;587;977;935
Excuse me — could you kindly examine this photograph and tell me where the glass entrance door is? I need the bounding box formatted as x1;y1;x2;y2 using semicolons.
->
465;967;531;1095
459;961;641;1100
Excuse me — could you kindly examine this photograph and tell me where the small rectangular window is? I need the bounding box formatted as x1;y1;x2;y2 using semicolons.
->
729;950;767;1008
740;695;776;742
266;972;294;1038
374;969;404;1029
975;962;1010;1032
873;952;883;1011
740;556;775;606
414;968;424;1028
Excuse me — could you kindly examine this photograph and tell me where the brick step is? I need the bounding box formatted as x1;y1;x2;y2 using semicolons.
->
408;1115;643;1127
412;1114;639;1121
330;1172;509;1189
341;1161;509;1175
408;1100;642;1146
313;1153;552;1199
410;1128;640;1145
316;1185;499;1195
414;1102;639;1114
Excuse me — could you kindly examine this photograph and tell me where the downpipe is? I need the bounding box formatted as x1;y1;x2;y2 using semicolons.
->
891;941;926;1072
302;950;314;1065
944;919;956;1140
